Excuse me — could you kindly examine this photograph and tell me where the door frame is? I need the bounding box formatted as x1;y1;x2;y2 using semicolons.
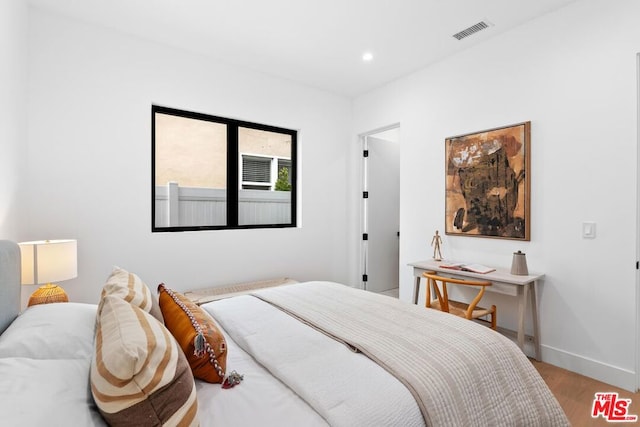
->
358;123;400;291
634;53;640;391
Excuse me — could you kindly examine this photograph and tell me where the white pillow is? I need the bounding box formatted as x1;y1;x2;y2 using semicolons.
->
0;357;106;426
0;302;97;359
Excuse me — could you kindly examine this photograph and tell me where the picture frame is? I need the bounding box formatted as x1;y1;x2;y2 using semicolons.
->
444;121;530;240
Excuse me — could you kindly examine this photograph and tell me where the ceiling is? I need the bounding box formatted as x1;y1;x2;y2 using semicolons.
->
28;0;578;97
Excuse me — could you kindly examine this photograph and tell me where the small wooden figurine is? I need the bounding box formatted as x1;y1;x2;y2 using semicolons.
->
431;230;443;261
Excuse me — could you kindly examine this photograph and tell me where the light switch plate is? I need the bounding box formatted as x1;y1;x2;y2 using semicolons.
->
582;222;596;239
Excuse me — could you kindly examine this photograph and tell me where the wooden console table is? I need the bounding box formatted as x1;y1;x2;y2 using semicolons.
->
408;259;544;360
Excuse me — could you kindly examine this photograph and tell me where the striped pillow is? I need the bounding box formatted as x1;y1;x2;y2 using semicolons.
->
101;266;164;322
91;295;198;426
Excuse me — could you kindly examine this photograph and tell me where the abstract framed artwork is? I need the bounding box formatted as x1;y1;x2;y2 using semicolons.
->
445;121;531;240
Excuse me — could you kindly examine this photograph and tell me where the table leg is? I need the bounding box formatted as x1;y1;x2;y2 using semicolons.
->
530;282;541;360
517;284;527;352
413;275;421;305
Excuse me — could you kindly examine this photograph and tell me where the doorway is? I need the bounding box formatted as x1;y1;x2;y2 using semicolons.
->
636;53;640;392
360;125;400;295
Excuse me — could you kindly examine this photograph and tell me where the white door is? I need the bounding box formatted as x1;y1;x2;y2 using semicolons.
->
364;129;400;293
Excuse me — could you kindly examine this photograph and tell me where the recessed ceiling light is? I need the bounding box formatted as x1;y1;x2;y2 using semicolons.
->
362;52;374;62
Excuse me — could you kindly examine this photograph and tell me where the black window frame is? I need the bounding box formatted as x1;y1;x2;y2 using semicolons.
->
151;105;297;232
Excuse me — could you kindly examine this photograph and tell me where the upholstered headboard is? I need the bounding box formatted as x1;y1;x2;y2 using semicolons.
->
0;240;20;334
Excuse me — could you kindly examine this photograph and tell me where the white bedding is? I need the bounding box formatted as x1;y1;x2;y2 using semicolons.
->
0;303;107;426
0;279;567;427
0;357;105;426
247;281;568;427
202;295;425;427
195;316;328;427
0;302;97;359
0;300;328;427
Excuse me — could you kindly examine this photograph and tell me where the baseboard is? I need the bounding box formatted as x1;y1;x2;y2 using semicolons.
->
494;327;637;392
541;343;637;393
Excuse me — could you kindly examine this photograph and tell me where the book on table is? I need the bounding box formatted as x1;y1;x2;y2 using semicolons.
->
439;262;495;274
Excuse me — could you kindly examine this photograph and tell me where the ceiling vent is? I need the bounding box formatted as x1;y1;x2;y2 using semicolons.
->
452;21;492;40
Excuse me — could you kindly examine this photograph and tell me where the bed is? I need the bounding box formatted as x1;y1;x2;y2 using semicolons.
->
0;240;569;426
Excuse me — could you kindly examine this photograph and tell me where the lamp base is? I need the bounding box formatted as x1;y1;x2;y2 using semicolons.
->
28;284;69;307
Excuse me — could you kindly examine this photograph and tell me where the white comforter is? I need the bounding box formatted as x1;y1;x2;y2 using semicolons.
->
195;309;329;427
202;294;425;427
203;281;569;427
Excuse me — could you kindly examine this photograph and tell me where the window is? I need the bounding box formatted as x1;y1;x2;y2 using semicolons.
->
152;105;297;231
242;155;272;190
241;155;292;190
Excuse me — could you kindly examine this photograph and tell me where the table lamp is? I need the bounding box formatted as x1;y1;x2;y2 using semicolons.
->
19;239;78;306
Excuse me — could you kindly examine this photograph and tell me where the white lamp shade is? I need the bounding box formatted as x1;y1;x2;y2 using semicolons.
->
19;240;78;285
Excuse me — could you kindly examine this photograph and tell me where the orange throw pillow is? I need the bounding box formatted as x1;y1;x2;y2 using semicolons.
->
157;284;227;383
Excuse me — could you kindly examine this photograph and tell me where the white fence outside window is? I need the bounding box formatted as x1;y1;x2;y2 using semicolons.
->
155;182;291;227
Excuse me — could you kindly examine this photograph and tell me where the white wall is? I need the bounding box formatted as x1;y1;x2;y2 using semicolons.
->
0;0;28;240
353;0;639;390
25;9;352;303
